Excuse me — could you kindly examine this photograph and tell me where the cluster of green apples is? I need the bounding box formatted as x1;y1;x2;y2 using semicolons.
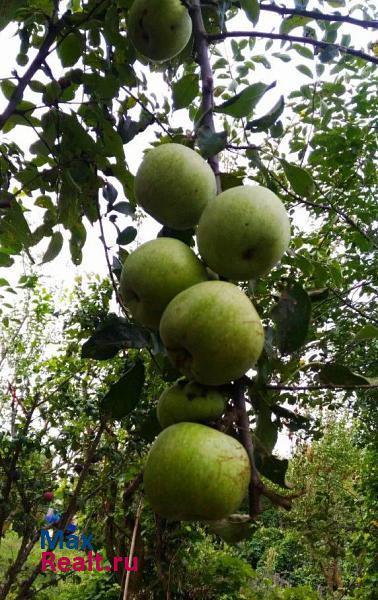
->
119;142;290;522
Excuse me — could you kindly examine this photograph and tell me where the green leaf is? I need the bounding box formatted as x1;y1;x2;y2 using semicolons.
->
271;282;312;354
133;408;162;442
172;74;199;110
60;112;98;154
246;96;284;132
111;202;135;216
281;160;315;198
308;288;329;302
319;364;370;386
329;259;343;287
255;453;290;488
208;514;254;544
0;1;28;31
101;359;145;420
255;402;278;455
215;82;275;118
41;231;63;264
101;119;125;161
280;15;313;35
318;45;339;64
69;222;87;265
292;44;313;59
82;73;119;102
352;324;378;344
111;163;135;203
296;64;313;79
57;32;85;68
197;127;227;158
240;0;260;26
157;226;195;248
326;0;345;7
70;0;81;11
220;172;245;190
0;252;13;267
42;81;62;105
117;226;137;246
0;79;16;100
81;314;151;360
2;112;39;132
1;200;32;247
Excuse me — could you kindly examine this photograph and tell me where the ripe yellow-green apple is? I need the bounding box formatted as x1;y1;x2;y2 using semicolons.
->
135;143;217;229
127;0;192;62
157;379;226;429
159;280;264;385
120;238;208;330
143;422;250;520
197;185;291;280
207;514;253;543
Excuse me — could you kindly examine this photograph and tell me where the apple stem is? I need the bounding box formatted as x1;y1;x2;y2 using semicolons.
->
189;0;222;193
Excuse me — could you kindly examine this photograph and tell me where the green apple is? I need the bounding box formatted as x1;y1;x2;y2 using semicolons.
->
160;280;264;385
127;0;192;62
157;379;226;429
197;185;291;280
120;237;208;330
143;422;250;520
135;144;217;230
207;514;254;543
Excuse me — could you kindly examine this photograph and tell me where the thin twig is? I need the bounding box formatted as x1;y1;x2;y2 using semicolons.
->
96;198;126;311
260;3;378;30
122;88;173;138
227;143;261;151
265;384;378;391
269;171;377;248
207;31;378;65
123;497;143;600
331;288;378;325
190;0;221;192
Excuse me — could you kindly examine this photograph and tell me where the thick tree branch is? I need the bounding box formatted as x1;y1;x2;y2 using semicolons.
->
234;381;294;514
0;530;38;600
0;23;62;131
189;0;221;192
207;31;378;65
234;379;262;516
59;423;105;531
123;472;143;503
260;3;378;30
0;0;109;131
